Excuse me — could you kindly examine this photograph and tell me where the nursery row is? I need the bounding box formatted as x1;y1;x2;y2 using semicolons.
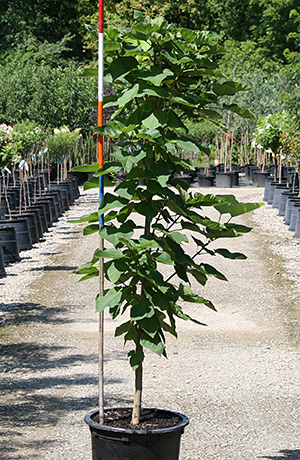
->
263;177;300;238
0;174;80;278
151;163;297;189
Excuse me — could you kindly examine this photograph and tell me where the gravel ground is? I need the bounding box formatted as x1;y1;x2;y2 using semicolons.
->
1;181;300;460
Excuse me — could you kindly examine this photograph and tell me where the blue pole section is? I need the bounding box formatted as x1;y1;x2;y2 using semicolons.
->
99;175;104;227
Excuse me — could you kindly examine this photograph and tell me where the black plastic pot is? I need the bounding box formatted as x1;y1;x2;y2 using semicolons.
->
22;207;43;240
293;210;300;238
44;189;64;217
0;197;9;217
69;177;80;199
0;245;6;277
173;175;193;187
197;175;215;187
249;167;260;182
284;198;300;225
37;195;59;223
263;177;274;202
50;186;70;212
27;204;48;234
0;218;32;251
267;181;280;205
228;170;239;186
289;203;300;231
272;184;289;209
0;226;20;263
215;172;233;188
32;199;53;227
253;171;270;187
6;212;39;244
278;191;299;217
85;408;189;460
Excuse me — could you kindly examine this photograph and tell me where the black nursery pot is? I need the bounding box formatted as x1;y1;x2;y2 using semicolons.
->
0;218;32;251
197;174;215;187
0;226;20;263
6;212;39;244
0;245;6;277
215;172;233;188
85;408;189;460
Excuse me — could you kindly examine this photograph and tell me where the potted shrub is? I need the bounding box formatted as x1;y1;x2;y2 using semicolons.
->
74;12;262;459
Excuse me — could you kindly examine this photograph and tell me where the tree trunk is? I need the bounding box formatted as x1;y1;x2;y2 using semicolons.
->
131;336;143;425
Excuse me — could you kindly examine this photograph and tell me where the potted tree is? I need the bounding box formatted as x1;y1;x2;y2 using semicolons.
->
74;12;262;459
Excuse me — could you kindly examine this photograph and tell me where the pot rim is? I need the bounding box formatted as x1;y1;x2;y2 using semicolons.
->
84;407;189;436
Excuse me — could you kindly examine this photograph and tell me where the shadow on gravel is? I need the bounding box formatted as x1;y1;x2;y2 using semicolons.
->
261;450;300;459
0;343;95;372
29;265;78;271
0;302;70;327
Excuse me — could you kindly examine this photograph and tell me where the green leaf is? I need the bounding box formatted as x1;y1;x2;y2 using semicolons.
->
178;284;216;310
83;177;99;190
173;139;200;153
94;124;122;138
131;299;155;320
118;84;139;107
153;223;189;244
199;263;227;281
83;224;99;235
168;111;188;131
213;81;251;96
108;56;138;81
72;163;98;172
139;84;169;98
94;248;123;259
69;211;99;224
113;148;147;173
154;252;174;265
224;104;255;120
104;42;121;52
173;304;207;326
215;248;247;260
115;321;131;337
129;348;144;371
142;109;169;130
99;221;136;245
137;69;173;86
99;193;129;214
79;68;98;77
188;268;208;285
93;161;122;177
214;200;263;217
96;287;123;312
107;261;124;283
115;180;137;200
140;333;165;356
134;202;157;221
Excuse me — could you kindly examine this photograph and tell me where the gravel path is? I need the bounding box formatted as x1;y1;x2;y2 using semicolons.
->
1;183;300;460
